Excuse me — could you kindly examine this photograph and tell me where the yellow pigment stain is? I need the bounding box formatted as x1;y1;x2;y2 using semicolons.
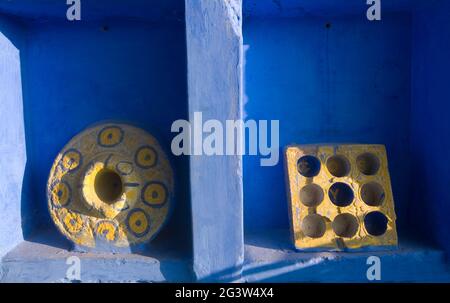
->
136;146;157;168
61;150;81;172
98;126;123;147
63;212;83;234
51;182;70;207
128;210;149;235
143;183;167;206
96;221;117;242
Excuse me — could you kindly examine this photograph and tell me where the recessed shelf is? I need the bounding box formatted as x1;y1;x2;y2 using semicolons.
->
0;229;193;282
1;0;450;283
243;229;450;282
0;0;192;282
242;0;450;283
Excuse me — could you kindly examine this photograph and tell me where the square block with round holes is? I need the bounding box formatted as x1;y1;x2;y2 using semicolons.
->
284;144;398;251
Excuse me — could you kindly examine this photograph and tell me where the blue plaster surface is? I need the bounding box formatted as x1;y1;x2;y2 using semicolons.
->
0;16;26;259
243;0;441;18
185;0;244;281
243;14;412;233
410;1;450;254
243;230;450;282
0;229;193;282
0;0;184;22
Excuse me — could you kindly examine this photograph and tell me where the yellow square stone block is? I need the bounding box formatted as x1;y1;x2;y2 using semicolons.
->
284;144;398;251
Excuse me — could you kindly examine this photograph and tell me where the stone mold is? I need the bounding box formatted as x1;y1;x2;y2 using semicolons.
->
47;122;174;251
284;144;398;251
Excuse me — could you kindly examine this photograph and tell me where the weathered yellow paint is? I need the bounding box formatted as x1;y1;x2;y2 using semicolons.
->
98;126;124;147
47;123;174;248
284;144;398;251
61;150;81;172
143;183;167;206
62;211;83;234
95;221;117;242
128;210;149;235
136;146;157;168
50;182;70;207
81;161;127;219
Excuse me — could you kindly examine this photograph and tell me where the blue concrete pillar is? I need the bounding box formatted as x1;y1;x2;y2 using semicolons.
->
0;19;26;259
185;0;244;281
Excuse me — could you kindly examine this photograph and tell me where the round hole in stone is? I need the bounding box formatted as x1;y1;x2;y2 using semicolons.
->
332;213;359;238
361;182;385;206
301;214;326;238
300;184;324;207
94;168;123;204
328;182;354;207
364;211;388;236
297;155;321;178
356;152;380;175
326;155;351;177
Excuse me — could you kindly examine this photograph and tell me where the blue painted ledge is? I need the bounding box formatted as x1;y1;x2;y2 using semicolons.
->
242;230;450;283
3;228;448;282
0;229;193;283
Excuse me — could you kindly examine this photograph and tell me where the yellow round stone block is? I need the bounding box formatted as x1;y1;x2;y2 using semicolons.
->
47;123;174;248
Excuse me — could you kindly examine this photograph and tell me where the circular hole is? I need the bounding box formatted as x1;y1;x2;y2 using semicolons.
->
332;214;359;238
328;182;354;207
326;155;351;177
301;214;326;238
364;211;388;236
361;182;385;206
356;153;380;175
94;168;123;203
297;155;321;178
300;184;324;207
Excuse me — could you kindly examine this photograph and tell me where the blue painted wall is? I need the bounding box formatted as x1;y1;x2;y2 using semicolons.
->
243;0;441;18
17;18;191;251
243;14;412;233
0;0;184;22
0;16;26;259
410;1;450;253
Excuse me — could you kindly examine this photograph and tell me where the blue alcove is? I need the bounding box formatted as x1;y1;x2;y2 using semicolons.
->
0;0;192;282
242;0;450;282
1;0;449;283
